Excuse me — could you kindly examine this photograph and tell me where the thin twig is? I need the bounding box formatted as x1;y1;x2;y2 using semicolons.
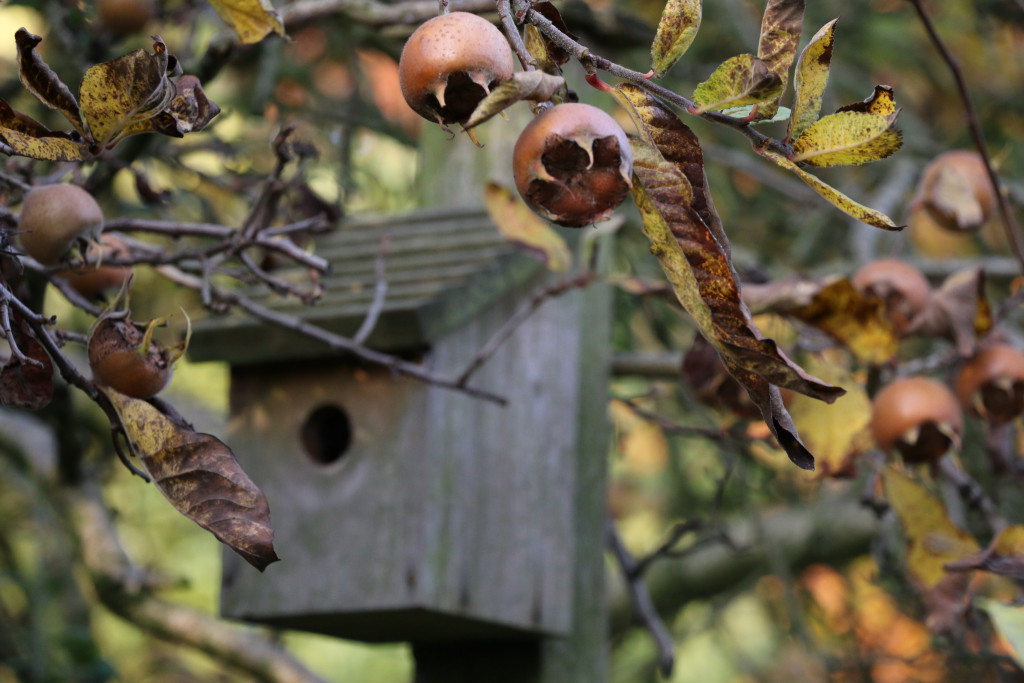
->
454;272;593;387
906;0;1024;270
938;455;1008;534
497;0;534;71
607;519;676;678
352;233;390;345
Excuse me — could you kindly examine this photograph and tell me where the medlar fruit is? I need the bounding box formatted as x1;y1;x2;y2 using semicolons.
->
55;233;132;298
18;184;104;265
88;312;188;399
513;103;633;227
398;12;515;126
955;344;1024;425
912;150;997;233
851;259;931;336
870;376;963;463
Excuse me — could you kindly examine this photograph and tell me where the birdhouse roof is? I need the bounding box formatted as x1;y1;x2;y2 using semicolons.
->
190;207;540;366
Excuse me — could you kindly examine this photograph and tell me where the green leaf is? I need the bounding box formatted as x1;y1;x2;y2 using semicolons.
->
207;0;287;44
791;110;902;167
977;599;1024;670
14;28;85;136
465;71;565;130
758;147;902;229
651;0;702;78
692;54;783;114
788;19;837;141
79;37;176;148
483;181;572;272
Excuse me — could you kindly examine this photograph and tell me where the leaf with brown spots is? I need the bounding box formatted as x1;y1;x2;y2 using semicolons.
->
106;388;279;571
0;98;88;161
616;83;844;470
788;19;837;141
791;110;903;167
691;54;783;114
15;28;86;135
755;0;804;118
79;37;176;148
651;0;702;78
837;85;897;116
0;313;53;410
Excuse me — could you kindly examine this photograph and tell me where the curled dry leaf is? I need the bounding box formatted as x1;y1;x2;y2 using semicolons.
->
483;181;571;272
531;2;575;66
105;388;280;571
947;525;1024;579
464;71;566;130
0;313;53;410
15;28;86;135
906;267;992;355
836;84;897;116
616;82;844;470
650;0;702;79
755;0;804;117
207;0;287;44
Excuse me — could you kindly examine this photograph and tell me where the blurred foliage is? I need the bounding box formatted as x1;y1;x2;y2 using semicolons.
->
0;0;1023;680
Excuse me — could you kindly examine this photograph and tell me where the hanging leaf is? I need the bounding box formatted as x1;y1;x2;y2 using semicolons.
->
651;0;702;79
166;75;221;134
788;19;838;141
906;266;992;355
757;147;901;229
524;25;558;72
530;2;575;66
791;111;903;167
691;54;783;114
837;84;897;116
755;0;804;118
484;181;571;272
14;28;85;135
79;37;176;148
947;526;1024;579
616;83;845;470
788;277;900;365
0;314;53;410
207;0;287;44
106;389;280;571
465;72;565;130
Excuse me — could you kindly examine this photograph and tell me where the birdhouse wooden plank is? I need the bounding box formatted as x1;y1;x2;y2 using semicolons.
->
191;206;612;654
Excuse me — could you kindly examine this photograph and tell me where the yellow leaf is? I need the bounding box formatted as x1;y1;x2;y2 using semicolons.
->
882;467;979;588
758;147;901;229
788;19;837;141
791;110;903;167
484;181;571;272
0;126;88;161
788;356;873;476
79;38;175;148
651;0;702;79
837;85;897;116
692;54;783;114
208;0;287;44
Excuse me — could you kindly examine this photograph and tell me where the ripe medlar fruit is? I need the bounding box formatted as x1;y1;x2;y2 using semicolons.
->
513;103;633;227
97;0;155;35
870;376;963;463
55;233;132;298
913;150;997;233
851;259;931;336
398;12;515;126
88;312;188;399
955;344;1024;425
18;184;104;265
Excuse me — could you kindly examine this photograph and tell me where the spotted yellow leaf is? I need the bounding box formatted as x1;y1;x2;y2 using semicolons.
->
791;111;902;167
691;54;783;114
651;0;702;78
208;0;286;44
788;19;837;141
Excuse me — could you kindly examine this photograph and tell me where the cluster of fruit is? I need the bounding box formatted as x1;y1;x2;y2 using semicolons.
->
17;184;182;400
396;11;633;227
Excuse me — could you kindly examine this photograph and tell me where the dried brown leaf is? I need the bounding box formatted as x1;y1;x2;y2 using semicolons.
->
464;71;565;130
15;28;85;135
906;267;992;355
106;389;279;571
0;314;53;410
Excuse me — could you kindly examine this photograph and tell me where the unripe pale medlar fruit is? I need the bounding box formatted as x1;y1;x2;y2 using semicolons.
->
18;184;104;265
870;376;963;463
398;12;514;126
851;258;931;336
955;344;1024;425
513;103;633;227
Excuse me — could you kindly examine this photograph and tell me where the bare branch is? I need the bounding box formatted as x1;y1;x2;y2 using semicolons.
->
352;232;390;345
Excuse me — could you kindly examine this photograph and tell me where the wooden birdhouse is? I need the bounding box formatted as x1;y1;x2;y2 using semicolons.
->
191;204;612;679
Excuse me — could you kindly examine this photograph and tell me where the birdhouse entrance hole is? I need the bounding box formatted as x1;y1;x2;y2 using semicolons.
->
300;404;352;465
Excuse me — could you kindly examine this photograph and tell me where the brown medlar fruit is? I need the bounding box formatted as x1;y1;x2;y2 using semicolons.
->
97;0;155;35
398;12;515;126
55;233;132;298
912;150;998;233
870;376;963;463
18;184;104;265
955;344;1024;425
88;312;188;399
512;103;633;227
851;259;931;336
